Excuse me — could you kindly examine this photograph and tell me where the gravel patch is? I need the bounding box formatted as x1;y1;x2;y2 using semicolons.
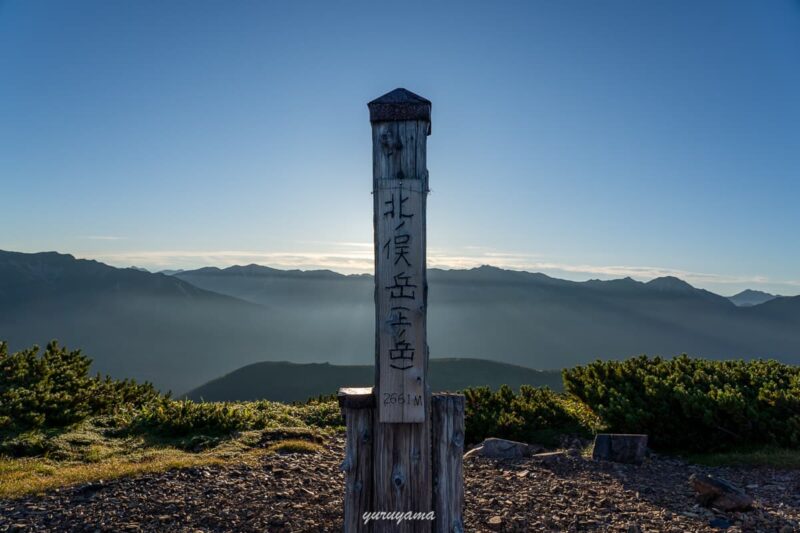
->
2;437;798;532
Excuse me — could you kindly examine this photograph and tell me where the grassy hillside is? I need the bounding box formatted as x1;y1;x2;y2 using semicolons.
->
183;358;564;401
2;343;799;499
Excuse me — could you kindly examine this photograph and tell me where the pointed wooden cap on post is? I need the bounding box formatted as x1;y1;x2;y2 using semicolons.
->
368;88;431;134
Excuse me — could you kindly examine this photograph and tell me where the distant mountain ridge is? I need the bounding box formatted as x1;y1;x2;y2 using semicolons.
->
176;261;800;370
728;289;777;307
177;263;739;302
0;250;275;393
185;263;368;281
184;358;563;402
2;250;800;395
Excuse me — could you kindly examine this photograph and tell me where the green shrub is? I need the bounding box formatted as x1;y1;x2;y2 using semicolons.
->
0;430;57;457
133;400;269;437
0;341;162;431
131;398;342;438
563;355;800;451
0;341;343;456
464;385;600;446
293;398;343;429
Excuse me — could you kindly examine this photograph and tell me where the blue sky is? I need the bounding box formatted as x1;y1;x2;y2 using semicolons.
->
1;0;799;295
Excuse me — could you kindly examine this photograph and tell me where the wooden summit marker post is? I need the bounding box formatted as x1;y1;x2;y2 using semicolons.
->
339;89;465;533
371;87;431;528
372;88;428;424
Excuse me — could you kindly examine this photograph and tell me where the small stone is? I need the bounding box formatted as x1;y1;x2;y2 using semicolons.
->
464;438;543;459
709;517;732;530
487;516;503;530
690;474;754;512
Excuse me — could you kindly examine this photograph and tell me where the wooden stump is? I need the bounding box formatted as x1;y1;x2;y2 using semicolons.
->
431;394;465;533
340;388;376;532
592;433;648;464
339;389;464;533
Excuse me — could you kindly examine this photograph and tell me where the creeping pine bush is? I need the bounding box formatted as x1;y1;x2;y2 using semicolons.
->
131;398;343;437
0;341;161;430
464;384;600;446
563;355;800;451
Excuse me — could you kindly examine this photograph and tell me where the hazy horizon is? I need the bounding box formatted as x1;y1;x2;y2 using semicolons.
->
3;247;794;298
3;1;799;296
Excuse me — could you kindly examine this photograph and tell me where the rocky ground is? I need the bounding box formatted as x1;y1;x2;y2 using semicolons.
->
1;437;799;532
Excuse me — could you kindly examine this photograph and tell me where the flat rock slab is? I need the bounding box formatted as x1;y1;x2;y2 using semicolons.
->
464;438;544;459
592;433;648;464
690;473;754;511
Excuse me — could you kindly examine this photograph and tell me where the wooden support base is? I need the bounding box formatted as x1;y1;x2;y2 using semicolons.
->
339;388;465;533
592;433;648;464
431;394;465;533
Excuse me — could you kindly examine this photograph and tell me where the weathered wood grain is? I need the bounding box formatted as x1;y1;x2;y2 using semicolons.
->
339;387;376;410
369;90;433;532
340;390;375;532
372;119;429;423
372;416;431;533
432;394;465;533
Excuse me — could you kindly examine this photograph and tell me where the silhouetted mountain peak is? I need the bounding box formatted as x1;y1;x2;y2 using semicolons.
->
1;250;75;264
0;249;236;303
646;276;696;292
737;289;772;297
158;269;185;276
729;289;777;307
585;276;641;288
457;265;559;284
183;264;347;280
224;264;282;276
0;250;95;284
187;267;223;275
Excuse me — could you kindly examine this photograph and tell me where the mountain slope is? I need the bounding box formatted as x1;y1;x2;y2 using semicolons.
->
3;250;800;395
728;289;777;307
0;251;297;393
184;358;564;402
177;263;800;370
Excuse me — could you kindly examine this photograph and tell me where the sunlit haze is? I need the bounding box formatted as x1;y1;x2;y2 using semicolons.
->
2;0;799;296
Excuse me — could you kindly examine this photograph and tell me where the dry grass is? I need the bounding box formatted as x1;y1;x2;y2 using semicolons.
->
0;426;275;499
0;402;338;500
265;439;322;455
0;446;272;499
